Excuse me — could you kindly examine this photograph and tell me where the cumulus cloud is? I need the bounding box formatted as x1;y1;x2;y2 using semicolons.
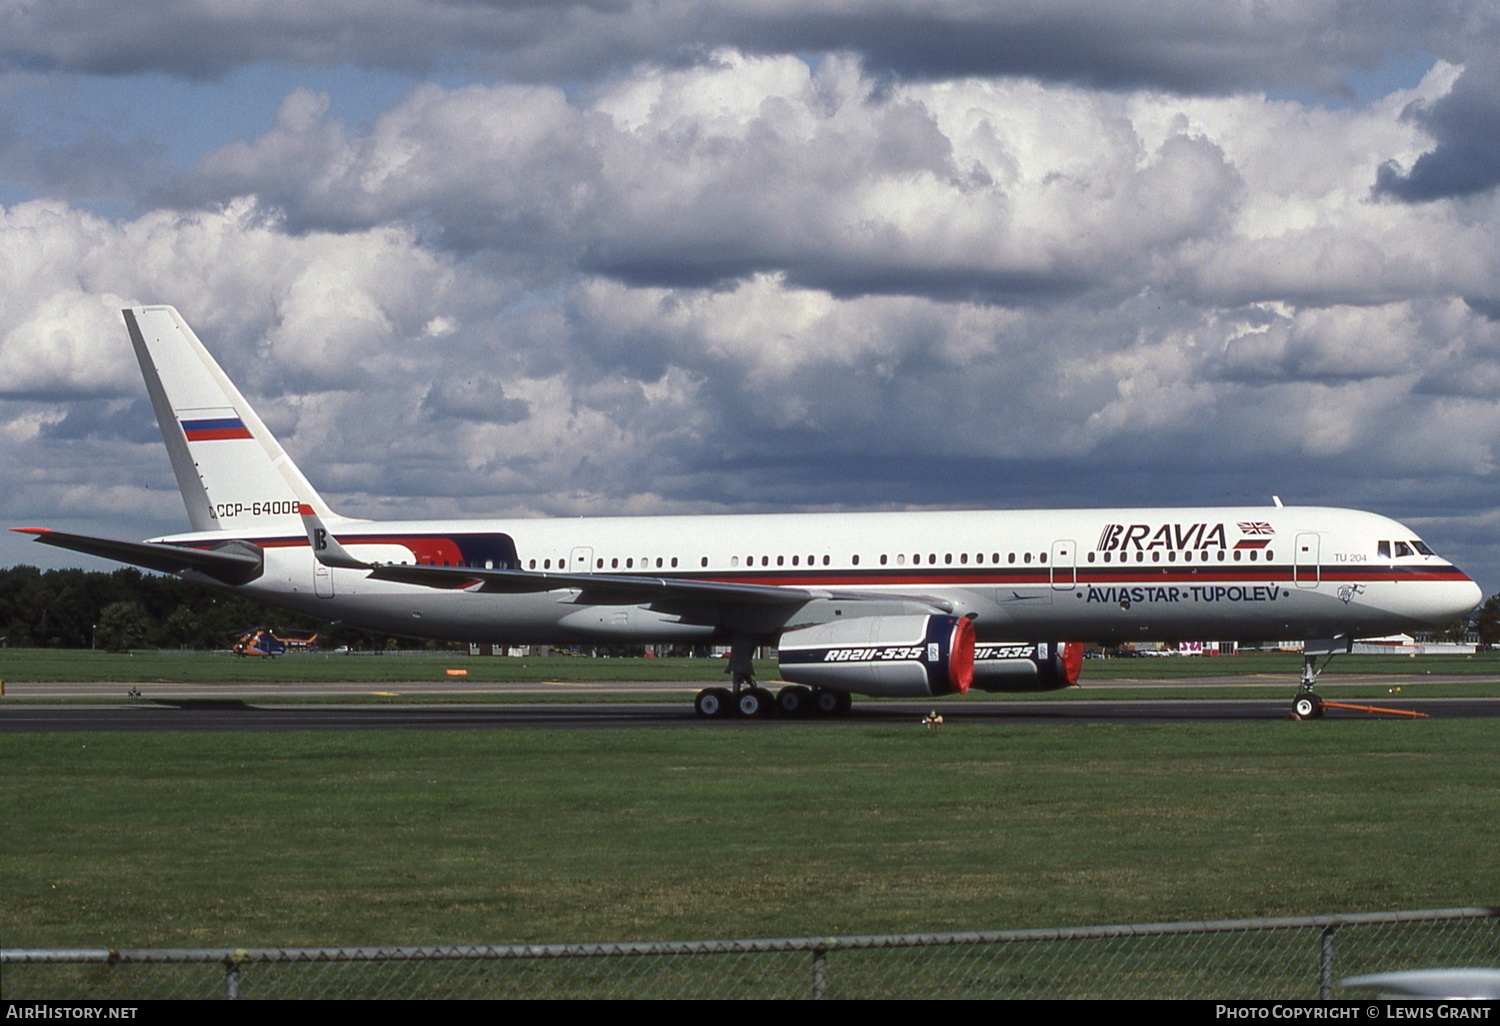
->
160;56;1251;308
0;0;1488;98
1374;55;1500;201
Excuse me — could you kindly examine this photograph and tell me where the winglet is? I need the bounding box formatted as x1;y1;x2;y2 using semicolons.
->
299;503;370;569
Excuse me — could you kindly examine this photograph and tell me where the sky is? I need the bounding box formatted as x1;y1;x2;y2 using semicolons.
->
2;1;1500;596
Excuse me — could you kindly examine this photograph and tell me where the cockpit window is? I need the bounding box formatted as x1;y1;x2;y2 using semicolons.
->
1378;541;1391;558
1394;541;1414;558
1411;540;1434;556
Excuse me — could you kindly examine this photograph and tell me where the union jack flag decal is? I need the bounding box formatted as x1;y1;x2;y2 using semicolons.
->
1237;521;1274;535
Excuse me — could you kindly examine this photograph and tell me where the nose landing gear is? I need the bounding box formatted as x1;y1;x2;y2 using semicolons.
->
1290;638;1350;719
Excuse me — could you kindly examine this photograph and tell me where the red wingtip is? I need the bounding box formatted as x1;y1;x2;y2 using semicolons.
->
297;503;316;515
11;527;52;535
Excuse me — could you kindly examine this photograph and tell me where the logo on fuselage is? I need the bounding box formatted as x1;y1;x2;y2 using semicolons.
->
1096;522;1233;553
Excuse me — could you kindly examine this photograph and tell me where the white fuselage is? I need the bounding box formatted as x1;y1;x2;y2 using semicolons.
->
158;505;1481;647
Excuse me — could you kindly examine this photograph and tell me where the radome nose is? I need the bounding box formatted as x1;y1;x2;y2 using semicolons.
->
1458;576;1483;613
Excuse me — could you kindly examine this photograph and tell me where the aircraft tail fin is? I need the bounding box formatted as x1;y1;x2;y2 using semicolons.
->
124;306;337;533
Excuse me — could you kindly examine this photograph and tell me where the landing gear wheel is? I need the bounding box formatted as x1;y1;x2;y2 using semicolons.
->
776;685;811;717
735;687;773;718
694;687;732;718
811;688;853;717
1293;694;1325;720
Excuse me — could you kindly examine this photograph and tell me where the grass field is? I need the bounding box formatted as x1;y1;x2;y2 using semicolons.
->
3;721;1496;950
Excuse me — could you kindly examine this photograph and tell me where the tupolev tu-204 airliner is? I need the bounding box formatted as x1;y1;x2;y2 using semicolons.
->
16;306;1482;719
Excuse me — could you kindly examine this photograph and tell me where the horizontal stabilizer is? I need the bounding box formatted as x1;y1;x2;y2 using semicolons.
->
13;528;264;585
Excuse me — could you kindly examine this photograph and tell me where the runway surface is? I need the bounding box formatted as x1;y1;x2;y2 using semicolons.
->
3;671;1494;700
3;693;1499;732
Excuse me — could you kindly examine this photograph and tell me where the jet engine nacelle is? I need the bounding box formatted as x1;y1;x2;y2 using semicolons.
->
777;615;975;697
971;641;1084;692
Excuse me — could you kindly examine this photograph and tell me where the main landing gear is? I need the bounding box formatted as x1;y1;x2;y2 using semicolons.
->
693;683;852;718
694;634;852;718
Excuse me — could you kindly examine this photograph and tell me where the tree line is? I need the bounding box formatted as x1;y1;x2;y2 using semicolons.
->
0;565;391;652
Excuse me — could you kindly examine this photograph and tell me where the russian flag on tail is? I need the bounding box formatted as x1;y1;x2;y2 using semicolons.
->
180;416;253;442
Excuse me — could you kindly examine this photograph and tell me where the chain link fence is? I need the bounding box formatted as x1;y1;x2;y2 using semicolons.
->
3;907;1495;1000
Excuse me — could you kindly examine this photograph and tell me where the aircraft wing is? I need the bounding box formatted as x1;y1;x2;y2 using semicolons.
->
364;562;955;613
12;528;264;585
365;562;831;606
